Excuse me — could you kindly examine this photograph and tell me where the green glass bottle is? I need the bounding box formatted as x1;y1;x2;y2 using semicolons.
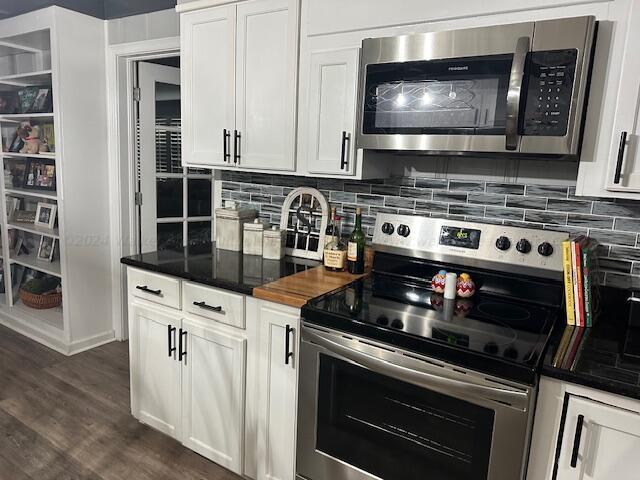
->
347;207;365;274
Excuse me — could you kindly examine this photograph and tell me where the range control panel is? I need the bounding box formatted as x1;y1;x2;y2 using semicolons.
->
372;214;569;278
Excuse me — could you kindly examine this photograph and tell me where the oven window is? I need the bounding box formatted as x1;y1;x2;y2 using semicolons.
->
316;355;494;480
362;55;512;135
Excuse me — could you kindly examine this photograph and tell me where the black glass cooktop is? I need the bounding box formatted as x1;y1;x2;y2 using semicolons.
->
302;256;564;385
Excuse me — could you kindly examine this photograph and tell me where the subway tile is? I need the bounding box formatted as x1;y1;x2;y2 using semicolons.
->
385;196;416;209
468;193;505;206
241;184;263;193
506;195;547;210
503;220;544;230
599;258;633;274
384;176;416;187
415;201;448;214
250;193;272;204
525;185;569;198
568;214;614;230
371;185;401;196
370;206;399;216
486;182;525;195
525;210;567;225
262;185;284;196
485;206;525;221
317;178;345;191
587;228;637;247
271;195;286;205
400;187;433;199
449;204;485;217
250;173;275;185
414;177;448;189
604;273;640;290
547;198;592;214
221;181;241;191
593;200;640;218
230;191;251;202
260;203;282;214
345;182;371;193
448;180;486;192
633;263;640;276
330;191;356;203
356;194;384;206
430;213;466;221
433;191;468;203
614;218;640;233
609;246;640;262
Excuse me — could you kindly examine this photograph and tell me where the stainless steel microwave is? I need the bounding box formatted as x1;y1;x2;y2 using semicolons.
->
356;16;596;156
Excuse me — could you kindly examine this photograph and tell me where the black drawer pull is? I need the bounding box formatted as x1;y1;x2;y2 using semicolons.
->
193;301;223;312
285;325;294;365
178;328;188;362
167;325;176;357
340;131;350;170
223;128;231;163
614;131;628;184
570;414;585;468
136;285;162;296
234;130;241;164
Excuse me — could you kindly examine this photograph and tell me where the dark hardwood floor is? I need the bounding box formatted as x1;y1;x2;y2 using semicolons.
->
0;325;243;480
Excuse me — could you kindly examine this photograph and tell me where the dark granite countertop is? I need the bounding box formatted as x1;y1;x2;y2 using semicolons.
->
121;242;321;296
542;286;640;400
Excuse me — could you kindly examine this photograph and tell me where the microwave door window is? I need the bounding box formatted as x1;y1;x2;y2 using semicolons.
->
316;355;494;480
363;55;512;136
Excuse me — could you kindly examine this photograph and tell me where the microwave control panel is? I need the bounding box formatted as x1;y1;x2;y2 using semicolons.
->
522;49;578;137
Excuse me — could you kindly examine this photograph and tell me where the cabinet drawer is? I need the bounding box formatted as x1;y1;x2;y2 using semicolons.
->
128;268;181;310
183;282;245;329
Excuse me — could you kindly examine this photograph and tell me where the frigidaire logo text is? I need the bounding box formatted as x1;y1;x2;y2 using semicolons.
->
448;66;469;71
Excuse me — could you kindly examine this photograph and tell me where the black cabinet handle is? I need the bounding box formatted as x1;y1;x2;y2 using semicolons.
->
167;325;176;357
285;324;294;365
570;414;585;468
178;328;188;362
193;301;223;312
614;131;628;184
340;131;350;170
136;285;162;296
223;129;231;163
234;130;241;164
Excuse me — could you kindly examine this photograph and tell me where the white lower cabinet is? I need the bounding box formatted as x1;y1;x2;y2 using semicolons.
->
256;301;300;480
181;317;246;472
527;377;640;480
130;301;182;440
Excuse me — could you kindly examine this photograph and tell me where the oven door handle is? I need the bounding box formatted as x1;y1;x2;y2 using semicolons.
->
505;36;530;151
303;328;529;410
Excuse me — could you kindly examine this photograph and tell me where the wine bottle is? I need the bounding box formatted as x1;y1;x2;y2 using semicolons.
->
324;207;337;248
323;215;346;271
347;207;365;274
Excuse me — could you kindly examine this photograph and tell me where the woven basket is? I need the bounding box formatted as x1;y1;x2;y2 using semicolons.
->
19;289;62;309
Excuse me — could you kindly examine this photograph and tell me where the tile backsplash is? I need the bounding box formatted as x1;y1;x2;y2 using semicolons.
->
220;171;640;290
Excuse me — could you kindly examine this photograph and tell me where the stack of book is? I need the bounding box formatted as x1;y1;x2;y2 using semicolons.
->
562;235;600;327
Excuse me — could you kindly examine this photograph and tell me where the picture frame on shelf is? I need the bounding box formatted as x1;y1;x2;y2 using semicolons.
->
0;91;18;115
5;197;19;220
24;159;56;191
8;133;24;153
17;87;38;114
34;202;56;229
29;88;52;114
13;231;26;257
37;236;56;262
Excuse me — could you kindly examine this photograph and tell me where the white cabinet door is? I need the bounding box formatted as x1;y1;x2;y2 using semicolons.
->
306;47;359;176
557;395;640;479
181;317;247;474
602;0;640;192
130;302;182;440
181;6;236;168
235;0;298;171
257;302;299;480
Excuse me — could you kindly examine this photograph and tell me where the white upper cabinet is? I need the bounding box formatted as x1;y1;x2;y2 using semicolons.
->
235;0;298;171
556;395;640;479
306;47;359;176
180;0;299;172
577;0;640;196
181;6;236;167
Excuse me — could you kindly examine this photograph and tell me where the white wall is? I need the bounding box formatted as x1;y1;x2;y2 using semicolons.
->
107;8;179;44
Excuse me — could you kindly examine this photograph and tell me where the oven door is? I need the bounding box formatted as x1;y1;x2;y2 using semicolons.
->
296;325;535;480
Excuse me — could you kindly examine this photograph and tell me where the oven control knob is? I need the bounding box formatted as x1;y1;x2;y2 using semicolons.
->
381;222;395;235
397;224;411;237
538;242;554;257
495;236;511;251
516;239;532;254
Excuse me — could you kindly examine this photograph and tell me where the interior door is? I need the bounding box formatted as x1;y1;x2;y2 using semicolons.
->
181;317;247;474
556;395;640;479
235;0;297;171
181;5;236;168
130;302;181;440
307;47;359;176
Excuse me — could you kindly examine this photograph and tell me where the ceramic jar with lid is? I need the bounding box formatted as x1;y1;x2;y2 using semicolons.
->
263;225;287;260
243;218;266;256
214;203;257;251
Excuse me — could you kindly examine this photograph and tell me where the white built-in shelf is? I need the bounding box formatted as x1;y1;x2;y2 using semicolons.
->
0;113;54;122
2;152;56;159
5;188;57;200
11;298;63;330
0;69;52;87
10;251;61;278
8;222;59;239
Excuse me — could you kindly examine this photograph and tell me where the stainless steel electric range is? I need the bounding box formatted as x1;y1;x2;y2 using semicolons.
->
297;214;569;480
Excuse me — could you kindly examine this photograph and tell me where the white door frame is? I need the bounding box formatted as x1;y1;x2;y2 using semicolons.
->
106;37;180;341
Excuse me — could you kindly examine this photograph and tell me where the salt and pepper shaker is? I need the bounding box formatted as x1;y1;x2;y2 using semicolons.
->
263;225;287;260
243;218;265;256
444;272;458;300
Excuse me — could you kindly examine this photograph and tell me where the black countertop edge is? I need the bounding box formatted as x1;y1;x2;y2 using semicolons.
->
120;243;321;297
541;286;640;401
